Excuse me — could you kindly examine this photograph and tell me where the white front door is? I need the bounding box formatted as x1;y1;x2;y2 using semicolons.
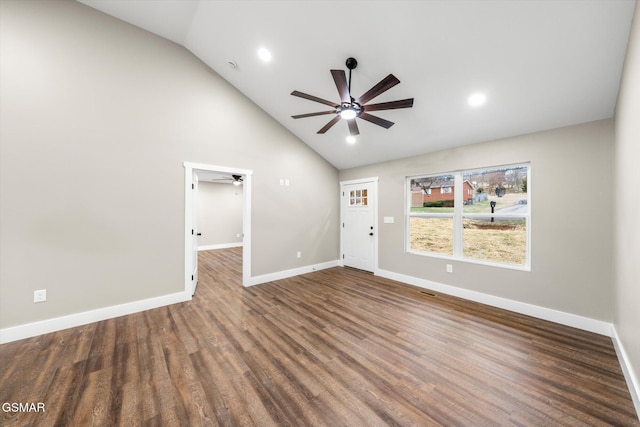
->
191;172;199;295
342;181;376;272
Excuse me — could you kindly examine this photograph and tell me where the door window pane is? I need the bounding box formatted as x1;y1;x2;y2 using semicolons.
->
349;189;368;206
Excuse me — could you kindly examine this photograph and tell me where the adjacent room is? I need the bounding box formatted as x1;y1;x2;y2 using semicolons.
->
1;0;639;425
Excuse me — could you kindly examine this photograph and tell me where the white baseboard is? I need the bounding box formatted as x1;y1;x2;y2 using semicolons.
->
376;269;613;336
0;291;190;345
612;326;640;420
0;259;339;344
246;259;340;287
198;242;243;251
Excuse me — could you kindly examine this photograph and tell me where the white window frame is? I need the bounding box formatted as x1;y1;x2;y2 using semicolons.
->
406;163;531;271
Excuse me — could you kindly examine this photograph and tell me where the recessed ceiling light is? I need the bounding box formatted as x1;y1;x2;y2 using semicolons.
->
257;47;272;62
346;136;356;144
467;92;487;107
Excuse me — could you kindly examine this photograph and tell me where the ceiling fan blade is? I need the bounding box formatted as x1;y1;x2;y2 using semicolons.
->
359;112;395;129
317;115;341;134
292;110;337;119
356;74;401;105
347;119;360;136
291;90;339;108
331;69;350;103
364;98;414;112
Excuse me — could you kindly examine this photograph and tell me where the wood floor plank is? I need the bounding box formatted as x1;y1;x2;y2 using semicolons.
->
1;247;638;426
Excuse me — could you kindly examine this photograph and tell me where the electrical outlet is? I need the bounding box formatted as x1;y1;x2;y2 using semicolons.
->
296;251;301;258
34;289;47;303
446;264;453;273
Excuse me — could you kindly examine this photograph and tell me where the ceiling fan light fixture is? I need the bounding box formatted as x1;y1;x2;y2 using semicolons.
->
232;180;242;186
340;108;357;120
339;102;361;120
346;135;356;144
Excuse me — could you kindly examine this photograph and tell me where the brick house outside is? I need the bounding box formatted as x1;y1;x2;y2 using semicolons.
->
411;180;475;207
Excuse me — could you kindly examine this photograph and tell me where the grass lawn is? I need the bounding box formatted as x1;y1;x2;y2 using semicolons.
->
410;218;454;255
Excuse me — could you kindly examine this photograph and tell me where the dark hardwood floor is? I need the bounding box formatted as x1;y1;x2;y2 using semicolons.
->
1;247;638;426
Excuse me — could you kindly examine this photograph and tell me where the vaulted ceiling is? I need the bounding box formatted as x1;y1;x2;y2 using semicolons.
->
77;0;636;170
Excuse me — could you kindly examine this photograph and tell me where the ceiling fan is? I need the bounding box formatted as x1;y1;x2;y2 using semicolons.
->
291;57;414;137
210;174;244;186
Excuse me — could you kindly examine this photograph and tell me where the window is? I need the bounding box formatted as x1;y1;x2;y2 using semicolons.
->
408;164;530;268
349;189;368;206
409;174;456;256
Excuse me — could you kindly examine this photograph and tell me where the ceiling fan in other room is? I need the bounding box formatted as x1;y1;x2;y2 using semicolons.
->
210;174;244;186
291;57;414;136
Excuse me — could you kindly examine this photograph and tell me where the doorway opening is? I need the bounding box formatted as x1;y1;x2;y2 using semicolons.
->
184;162;252;297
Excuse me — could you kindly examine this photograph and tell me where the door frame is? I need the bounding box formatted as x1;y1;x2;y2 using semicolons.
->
191;171;199;295
184;162;252;297
340;177;379;274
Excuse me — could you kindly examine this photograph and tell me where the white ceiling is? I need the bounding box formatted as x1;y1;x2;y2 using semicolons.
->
77;0;636;170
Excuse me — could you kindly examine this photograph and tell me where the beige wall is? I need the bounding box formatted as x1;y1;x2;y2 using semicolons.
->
614;0;640;404
197;182;243;248
0;0;339;329
340;119;614;321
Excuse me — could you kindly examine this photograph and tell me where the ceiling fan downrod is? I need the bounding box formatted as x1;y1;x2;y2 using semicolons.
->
345;57;358;97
